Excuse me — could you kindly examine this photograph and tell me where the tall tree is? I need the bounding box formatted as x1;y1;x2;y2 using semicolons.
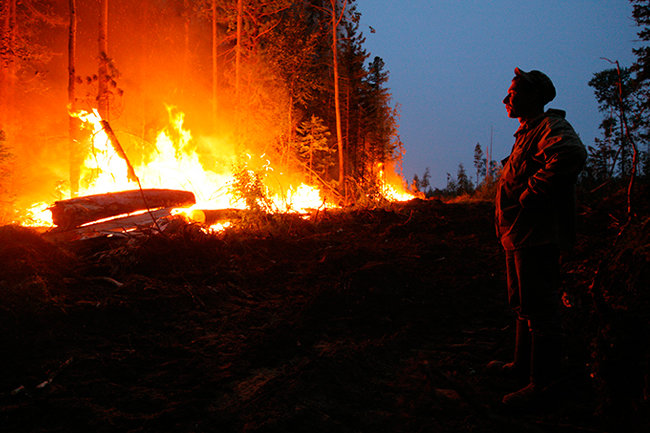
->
223;0;293;146
330;0;348;190
0;0;17;130
631;0;650;125
68;0;80;196
263;2;323;168
362;56;400;169
98;0;109;120
235;0;243;97
339;3;369;180
181;0;192;98
211;0;218;128
630;0;650;178
312;0;348;190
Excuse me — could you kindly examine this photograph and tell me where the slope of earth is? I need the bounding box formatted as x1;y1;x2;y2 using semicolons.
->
0;198;647;432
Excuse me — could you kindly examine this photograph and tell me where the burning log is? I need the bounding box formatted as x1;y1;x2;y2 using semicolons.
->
50;189;196;230
45;207;175;242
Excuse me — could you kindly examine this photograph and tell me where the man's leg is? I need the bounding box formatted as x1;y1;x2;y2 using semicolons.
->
488;250;531;380
502;244;562;406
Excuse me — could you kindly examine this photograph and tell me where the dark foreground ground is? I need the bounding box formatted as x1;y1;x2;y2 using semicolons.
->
0;196;648;432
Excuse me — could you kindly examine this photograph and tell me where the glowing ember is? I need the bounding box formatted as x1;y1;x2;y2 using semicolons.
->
209;221;232;232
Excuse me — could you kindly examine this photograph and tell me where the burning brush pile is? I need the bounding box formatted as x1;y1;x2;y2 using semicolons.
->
15;108;413;241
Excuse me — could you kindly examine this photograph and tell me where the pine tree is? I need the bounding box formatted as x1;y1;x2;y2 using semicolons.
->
263;2;324;167
411;173;420;193
489;160;501;179
631;0;650;127
362;56;401;172
339;3;369;180
473;143;486;185
313;0;349;189
445;172;457;196
295;115;335;179
455;163;473;195
629;0;650;178
68;0;80;196
98;0;109;120
420;167;432;196
411;167;432;196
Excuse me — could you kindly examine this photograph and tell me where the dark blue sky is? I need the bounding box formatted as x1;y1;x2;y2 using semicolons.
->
356;0;638;188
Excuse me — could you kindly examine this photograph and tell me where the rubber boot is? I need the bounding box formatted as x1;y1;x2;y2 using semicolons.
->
509;318;532;377
487;318;530;382
529;332;562;388
502;331;562;407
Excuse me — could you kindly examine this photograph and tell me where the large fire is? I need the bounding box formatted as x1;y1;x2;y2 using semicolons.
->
17;108;412;232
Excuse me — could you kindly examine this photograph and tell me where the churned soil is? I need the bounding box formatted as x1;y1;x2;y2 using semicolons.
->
0;197;647;432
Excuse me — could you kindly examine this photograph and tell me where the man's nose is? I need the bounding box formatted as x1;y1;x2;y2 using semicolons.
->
503;94;509;104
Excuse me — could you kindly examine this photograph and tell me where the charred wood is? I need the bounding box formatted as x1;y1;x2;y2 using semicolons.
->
44;207;174;242
50;189;195;229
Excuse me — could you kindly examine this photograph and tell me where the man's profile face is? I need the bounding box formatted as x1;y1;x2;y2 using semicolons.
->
503;78;536;119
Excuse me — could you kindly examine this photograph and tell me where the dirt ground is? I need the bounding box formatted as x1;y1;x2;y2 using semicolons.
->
0;197;648;432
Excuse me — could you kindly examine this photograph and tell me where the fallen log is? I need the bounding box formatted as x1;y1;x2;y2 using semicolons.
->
44;207;174;242
50;189;196;229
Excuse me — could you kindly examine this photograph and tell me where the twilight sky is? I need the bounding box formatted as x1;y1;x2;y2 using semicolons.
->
356;0;639;188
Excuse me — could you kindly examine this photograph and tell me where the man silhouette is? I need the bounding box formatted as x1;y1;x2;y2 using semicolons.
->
491;67;587;406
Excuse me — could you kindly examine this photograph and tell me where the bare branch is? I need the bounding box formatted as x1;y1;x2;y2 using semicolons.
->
602;58;640;219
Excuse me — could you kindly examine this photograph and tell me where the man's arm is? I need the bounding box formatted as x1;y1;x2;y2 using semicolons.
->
519;122;587;208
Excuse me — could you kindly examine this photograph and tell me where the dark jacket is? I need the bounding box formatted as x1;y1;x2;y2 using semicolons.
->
495;109;587;251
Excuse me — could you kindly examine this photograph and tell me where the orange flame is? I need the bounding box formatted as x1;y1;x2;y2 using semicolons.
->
17;108;411;230
377;164;414;202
